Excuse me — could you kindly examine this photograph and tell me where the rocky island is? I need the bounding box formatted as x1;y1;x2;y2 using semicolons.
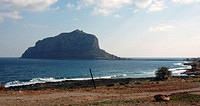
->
21;30;120;60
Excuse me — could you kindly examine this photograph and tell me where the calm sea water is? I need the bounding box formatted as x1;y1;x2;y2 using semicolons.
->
0;58;190;87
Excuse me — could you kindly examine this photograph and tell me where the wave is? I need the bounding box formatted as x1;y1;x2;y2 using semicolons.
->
169;67;187;75
173;62;185;66
170;62;192;75
143;71;155;75
5;61;191;88
5;74;127;88
5;78;67;88
111;74;127;78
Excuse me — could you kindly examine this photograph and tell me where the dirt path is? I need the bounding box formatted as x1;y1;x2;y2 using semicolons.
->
0;86;200;106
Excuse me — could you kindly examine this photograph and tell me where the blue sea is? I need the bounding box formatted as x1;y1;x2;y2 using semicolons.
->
0;58;191;87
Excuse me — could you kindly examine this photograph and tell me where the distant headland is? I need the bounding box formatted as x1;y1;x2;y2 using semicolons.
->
21;29;121;60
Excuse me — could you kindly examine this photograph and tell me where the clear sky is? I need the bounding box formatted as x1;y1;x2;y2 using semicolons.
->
0;0;200;58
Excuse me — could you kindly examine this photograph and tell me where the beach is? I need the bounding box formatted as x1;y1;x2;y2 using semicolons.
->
1;76;200;106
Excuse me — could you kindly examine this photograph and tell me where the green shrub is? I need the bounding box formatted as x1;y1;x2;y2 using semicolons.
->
134;81;142;84
171;94;200;101
155;67;172;80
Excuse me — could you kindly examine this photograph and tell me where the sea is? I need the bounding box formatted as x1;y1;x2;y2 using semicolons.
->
0;58;191;88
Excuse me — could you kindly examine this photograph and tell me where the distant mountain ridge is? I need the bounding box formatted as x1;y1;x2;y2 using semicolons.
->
21;30;121;60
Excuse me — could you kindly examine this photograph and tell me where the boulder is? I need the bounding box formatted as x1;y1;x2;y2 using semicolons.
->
154;94;170;101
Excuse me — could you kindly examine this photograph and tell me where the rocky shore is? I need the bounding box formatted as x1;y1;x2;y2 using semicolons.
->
5;76;192;91
7;78;153;91
182;58;200;76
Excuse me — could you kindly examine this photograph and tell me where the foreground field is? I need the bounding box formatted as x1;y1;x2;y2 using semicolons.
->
1;77;200;106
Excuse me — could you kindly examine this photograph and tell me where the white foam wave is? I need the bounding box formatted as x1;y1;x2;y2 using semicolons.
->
143;71;155;75
173;63;184;66
5;74;127;88
111;74;127;78
5;77;68;88
172;69;187;75
184;61;189;63
170;62;192;75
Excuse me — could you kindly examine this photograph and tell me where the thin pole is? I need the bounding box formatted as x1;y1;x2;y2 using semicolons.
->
89;68;96;89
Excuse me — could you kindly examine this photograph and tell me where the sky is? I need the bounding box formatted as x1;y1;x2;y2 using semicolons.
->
0;0;200;58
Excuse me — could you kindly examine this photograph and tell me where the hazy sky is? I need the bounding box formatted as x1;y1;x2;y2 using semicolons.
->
0;0;200;58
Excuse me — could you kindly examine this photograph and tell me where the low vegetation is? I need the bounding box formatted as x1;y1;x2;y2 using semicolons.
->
86;99;146;105
171;93;200;101
155;67;172;80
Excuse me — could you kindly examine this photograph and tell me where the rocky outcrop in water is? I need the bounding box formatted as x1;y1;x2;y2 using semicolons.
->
21;30;120;60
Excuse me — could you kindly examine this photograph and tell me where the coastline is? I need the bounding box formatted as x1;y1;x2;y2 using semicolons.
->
6;76;191;91
0;57;187;87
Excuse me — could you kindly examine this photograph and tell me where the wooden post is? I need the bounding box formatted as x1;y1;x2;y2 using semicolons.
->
89;68;96;89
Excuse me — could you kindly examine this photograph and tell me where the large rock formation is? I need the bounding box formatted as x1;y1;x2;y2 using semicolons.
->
21;30;120;60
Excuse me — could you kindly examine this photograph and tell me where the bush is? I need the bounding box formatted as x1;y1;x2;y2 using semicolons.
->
155;67;172;80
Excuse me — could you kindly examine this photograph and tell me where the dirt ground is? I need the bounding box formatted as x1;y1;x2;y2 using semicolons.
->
1;77;200;106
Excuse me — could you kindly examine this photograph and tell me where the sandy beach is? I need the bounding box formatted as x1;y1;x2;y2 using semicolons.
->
1;76;200;106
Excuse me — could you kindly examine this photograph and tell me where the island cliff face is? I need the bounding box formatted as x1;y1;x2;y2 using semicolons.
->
21;30;120;60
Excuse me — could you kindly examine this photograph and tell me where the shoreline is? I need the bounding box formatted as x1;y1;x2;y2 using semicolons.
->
6;76;191;91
